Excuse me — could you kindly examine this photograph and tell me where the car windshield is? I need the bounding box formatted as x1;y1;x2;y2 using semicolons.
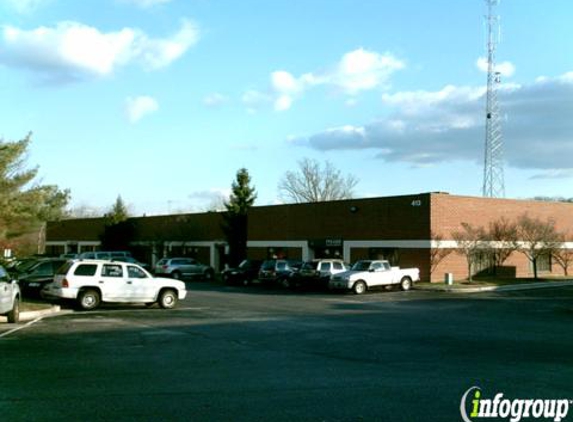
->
261;261;275;270
301;261;317;270
351;261;372;271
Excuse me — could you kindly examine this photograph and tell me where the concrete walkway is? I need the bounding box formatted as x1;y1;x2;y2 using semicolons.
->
416;280;573;293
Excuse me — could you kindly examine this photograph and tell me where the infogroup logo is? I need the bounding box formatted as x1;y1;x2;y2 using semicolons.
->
460;386;571;422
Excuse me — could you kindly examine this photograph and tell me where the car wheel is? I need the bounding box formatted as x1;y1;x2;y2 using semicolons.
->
353;280;367;295
78;289;101;311
7;297;20;323
204;269;214;281
159;289;178;309
171;271;182;280
400;277;412;291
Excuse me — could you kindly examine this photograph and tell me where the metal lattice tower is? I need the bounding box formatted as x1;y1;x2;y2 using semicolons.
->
482;0;505;198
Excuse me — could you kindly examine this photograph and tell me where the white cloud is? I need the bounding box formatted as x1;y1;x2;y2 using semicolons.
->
0;19;198;82
329;48;405;94
203;93;229;107
297;72;573;174
262;48;405;112
476;57;516;77
125;96;159;123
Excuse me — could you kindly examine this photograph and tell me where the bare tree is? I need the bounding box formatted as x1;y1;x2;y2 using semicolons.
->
516;214;563;280
485;216;519;275
552;233;573;276
452;223;487;282
429;231;453;279
278;158;358;203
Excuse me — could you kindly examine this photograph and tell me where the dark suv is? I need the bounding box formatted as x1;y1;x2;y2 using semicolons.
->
258;259;302;287
290;259;348;290
17;258;68;297
222;259;263;286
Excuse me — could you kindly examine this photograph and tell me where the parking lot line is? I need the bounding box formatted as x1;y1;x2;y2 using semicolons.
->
0;317;43;339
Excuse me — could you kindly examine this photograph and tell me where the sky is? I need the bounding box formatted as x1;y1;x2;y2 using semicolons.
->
0;0;572;216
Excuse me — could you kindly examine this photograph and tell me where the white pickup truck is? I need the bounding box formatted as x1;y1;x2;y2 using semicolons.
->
329;260;420;294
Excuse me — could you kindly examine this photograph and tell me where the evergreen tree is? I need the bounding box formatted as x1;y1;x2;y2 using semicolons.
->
0;133;70;252
100;196;133;251
223;168;257;266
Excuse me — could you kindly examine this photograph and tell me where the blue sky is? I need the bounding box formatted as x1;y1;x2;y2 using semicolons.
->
1;0;572;216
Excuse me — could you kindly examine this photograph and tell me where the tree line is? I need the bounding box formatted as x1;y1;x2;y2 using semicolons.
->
431;215;572;281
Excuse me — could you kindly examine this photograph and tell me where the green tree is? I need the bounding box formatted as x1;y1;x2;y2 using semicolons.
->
222;168;257;266
100;196;133;251
0;134;70;254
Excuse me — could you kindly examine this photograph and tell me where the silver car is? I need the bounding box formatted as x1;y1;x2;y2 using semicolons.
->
154;258;215;280
0;265;20;323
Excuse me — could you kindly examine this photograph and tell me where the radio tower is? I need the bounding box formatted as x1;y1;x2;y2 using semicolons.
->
482;0;505;198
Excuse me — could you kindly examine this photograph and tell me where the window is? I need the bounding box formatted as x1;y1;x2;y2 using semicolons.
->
319;262;330;271
102;264;123;277
0;267;8;281
371;262;383;271
333;262;343;270
537;254;552;273
277;262;287;271
33;262;53;276
128;266;147;279
74;264;98;276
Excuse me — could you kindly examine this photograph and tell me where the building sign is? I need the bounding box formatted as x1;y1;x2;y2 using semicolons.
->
308;239;343;248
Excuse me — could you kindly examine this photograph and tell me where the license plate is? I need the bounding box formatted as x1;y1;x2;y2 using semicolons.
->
29;282;40;287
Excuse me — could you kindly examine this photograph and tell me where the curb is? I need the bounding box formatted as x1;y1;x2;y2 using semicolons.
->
416;280;573;294
20;305;63;321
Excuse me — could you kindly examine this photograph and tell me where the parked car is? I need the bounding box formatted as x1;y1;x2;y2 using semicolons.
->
42;259;187;310
111;256;151;271
5;257;39;277
329;260;420;294
154;257;215;280
0;265;20;323
78;251;132;260
221;259;263;285
17;258;68;297
258;259;302;287
290;259;348;290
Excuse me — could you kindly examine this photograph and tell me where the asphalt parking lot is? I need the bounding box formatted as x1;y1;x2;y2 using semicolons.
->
2;283;573;422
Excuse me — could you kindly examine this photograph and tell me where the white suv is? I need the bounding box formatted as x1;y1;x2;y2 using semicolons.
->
43;260;187;311
0;265;20;323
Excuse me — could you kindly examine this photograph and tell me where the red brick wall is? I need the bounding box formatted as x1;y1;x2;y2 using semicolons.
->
430;193;573;238
429;193;573;282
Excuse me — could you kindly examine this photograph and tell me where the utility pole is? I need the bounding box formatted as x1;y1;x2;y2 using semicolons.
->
482;0;505;198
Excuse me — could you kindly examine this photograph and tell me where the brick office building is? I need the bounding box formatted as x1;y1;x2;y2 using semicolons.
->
45;192;573;282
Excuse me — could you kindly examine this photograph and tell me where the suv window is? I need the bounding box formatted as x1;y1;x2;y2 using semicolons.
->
31;262;53;276
333;262;343;270
102;264;123;277
172;259;191;265
319;262;330;271
0;266;8;281
57;261;74;275
74;264;98;276
128;266;147;279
